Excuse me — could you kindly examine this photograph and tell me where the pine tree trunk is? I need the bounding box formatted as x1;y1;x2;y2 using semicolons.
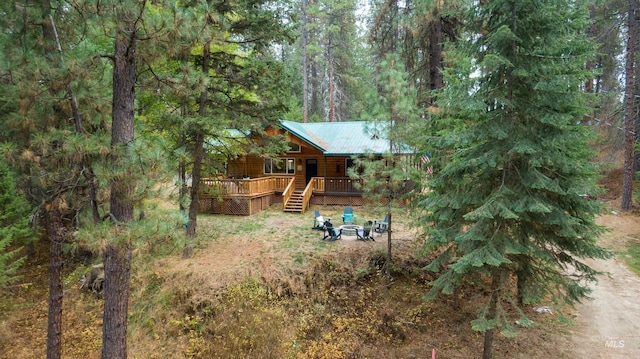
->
517;271;525;307
622;0;637;211
327;33;335;122
102;243;132;358
185;131;203;258
178;155;187;213
429;8;443;94
453;286;461;310
184;40;210;258
634;2;640;172
102;11;137;358
86;168;101;223
39;6;63;358
46;206;64;359
385;212;392;284
311;63;321;119
301;0;309;123
482;273;501;359
179;100;188;214
583;3;595;125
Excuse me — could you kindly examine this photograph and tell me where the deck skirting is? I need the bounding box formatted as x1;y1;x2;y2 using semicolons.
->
199;193;276;216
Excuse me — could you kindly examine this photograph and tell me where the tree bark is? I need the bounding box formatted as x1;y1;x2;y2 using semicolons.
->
179;99;188;214
516;270;525;307
311;62;321;119
102;243;132;358
39;6;66;358
102;8;137;357
622;0;637;211
46;205;64;359
482;272;501;359
184;40;210;258
184;130;203;258
327;32;335;122
302;0;309;123
584;2;595;125
385;212;392;283
429;7;443;95
634;1;640;172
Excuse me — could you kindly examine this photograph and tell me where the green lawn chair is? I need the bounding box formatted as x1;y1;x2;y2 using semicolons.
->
356;220;375;241
374;214;389;235
312;209;327;230
322;220;342;241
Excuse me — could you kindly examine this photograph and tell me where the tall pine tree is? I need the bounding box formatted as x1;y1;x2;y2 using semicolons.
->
416;1;612;358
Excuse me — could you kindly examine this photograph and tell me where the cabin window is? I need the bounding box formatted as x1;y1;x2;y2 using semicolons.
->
287;142;301;153
264;158;295;175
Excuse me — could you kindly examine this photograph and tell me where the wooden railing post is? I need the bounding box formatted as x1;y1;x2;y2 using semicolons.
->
282;177;295;210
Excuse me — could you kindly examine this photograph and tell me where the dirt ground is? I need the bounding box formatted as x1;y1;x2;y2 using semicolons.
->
159;203;640;358
567;210;640;358
3;173;640;358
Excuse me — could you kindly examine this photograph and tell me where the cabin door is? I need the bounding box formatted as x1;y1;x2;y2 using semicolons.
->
305;159;318;184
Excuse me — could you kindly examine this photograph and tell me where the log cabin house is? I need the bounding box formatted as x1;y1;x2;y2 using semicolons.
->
199;120;413;215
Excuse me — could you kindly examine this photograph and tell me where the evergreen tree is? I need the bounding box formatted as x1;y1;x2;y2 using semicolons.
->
369;0;460;107
0;160;30;289
136;0;294;257
622;0;637;211
0;1;113;357
297;0;370;121
353;55;420;281
415;1;612;358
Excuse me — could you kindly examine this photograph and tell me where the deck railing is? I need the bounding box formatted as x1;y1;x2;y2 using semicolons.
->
201;176;293;196
299;177;324;213
281;178;296;210
200;176;413;214
310;177;325;192
201;176;365;196
323;177;363;193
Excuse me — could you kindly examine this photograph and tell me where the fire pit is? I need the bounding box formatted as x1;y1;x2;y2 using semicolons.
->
338;224;363;236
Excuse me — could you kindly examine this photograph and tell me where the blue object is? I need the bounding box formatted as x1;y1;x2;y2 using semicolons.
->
181;212;189;228
342;206;354;223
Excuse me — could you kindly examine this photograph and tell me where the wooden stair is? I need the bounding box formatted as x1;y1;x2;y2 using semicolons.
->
284;190;305;213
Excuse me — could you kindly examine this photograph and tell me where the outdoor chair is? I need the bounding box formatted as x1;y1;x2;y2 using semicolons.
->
342;206;354;224
356;220;375;241
322;220;342;241
312;209;327;230
374;214;390;234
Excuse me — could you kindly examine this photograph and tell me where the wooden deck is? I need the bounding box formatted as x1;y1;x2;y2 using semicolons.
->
198;176;367;215
198;176;414;215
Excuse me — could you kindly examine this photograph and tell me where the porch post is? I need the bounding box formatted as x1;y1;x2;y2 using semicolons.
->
323;156;327;206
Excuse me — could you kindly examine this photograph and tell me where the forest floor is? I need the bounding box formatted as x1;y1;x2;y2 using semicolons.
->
1;169;640;358
566;211;640;358
157;206;640;359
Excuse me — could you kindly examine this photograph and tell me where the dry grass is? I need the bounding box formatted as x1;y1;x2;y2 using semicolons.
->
0;201;603;359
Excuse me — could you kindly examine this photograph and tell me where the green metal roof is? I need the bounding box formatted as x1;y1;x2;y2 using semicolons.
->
279;120;410;156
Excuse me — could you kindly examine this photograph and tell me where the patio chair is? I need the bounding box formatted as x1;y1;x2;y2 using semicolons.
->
342;206;354;224
356;220;375;241
312;210;327;230
374;214;390;234
322;220;342;241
